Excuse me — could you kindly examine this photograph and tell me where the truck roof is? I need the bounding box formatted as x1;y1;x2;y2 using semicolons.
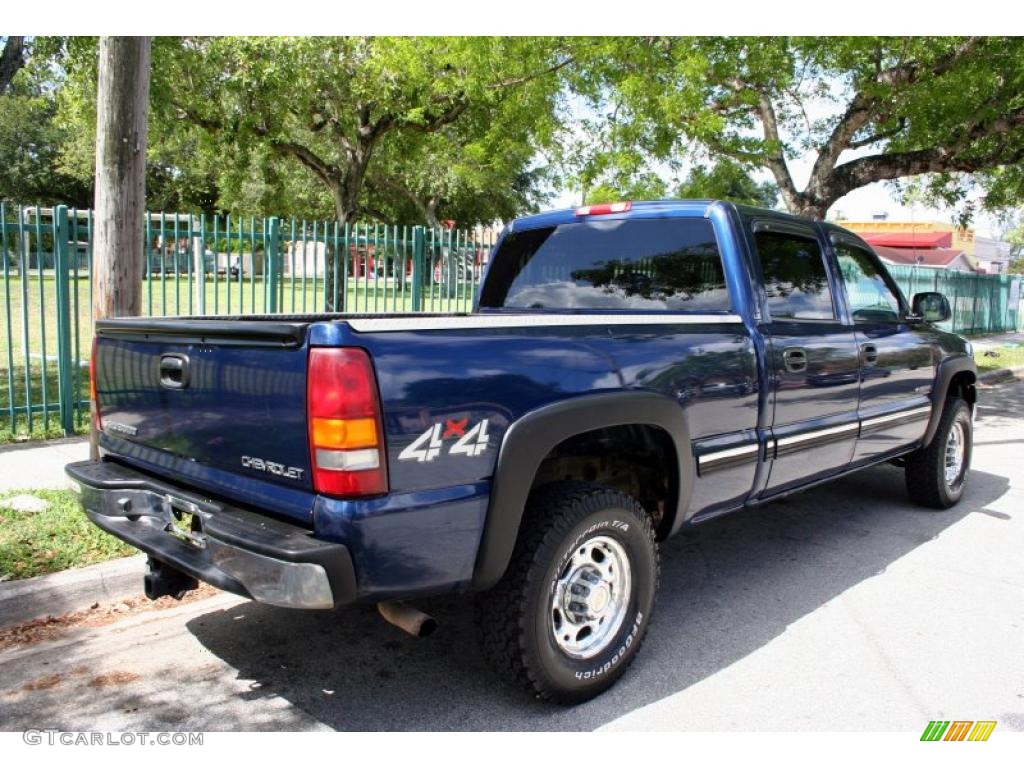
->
507;199;827;233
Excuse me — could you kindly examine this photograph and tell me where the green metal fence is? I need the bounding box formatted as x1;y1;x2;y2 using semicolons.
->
887;264;1022;336
2;202;1022;442
1;203;496;440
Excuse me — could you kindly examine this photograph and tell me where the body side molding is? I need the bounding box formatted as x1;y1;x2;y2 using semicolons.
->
471;391;694;591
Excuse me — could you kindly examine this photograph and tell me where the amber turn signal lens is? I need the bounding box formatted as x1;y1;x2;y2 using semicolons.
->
311;417;378;450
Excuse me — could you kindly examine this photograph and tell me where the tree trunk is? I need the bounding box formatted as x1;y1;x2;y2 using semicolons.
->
424;198;440;230
323;190;357;312
790;200;829;221
91;36;151;458
0;36;26;94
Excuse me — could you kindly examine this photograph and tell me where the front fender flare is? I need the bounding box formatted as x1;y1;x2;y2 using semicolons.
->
923;354;977;446
471;391;694;591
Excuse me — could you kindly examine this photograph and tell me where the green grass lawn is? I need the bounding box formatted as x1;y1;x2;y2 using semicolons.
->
0;362;90;442
974;344;1024;374
0;489;135;580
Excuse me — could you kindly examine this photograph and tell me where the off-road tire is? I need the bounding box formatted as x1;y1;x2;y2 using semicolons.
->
905;397;972;509
475;482;659;704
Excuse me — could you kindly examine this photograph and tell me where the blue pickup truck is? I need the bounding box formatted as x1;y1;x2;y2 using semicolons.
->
68;200;977;703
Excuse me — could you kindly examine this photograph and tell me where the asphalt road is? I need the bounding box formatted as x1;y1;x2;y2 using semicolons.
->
2;381;1022;732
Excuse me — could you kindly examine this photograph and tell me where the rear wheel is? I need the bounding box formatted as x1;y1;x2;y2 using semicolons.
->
906;397;972;509
476;482;658;704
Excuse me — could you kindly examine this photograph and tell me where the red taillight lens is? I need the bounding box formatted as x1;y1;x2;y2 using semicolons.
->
90;336;102;432
307;347;388;497
575;201;631;216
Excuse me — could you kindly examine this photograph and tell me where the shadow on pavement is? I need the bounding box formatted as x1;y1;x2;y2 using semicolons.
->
975;380;1024;430
186;462;1010;731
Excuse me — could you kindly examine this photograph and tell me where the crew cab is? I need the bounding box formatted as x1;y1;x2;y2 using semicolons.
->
67;200;977;703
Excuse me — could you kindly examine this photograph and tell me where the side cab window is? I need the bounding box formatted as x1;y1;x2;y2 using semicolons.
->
834;243;904;324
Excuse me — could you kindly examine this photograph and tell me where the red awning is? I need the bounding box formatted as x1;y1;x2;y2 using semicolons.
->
860;231;953;248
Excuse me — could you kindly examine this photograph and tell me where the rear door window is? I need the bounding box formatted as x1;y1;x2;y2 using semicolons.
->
752;230;836;321
478;218;729;311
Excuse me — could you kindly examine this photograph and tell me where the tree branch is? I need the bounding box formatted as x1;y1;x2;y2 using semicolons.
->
170;98;224;132
755;90;801;211
828;107;1024;202
488;55;575;91
272;141;340;187
807;91;875;192
804;36;989;206
363;112;395;145
848;118;908;149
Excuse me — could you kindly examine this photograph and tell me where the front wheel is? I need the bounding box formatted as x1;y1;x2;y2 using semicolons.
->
905;397;972;509
476;482;659;704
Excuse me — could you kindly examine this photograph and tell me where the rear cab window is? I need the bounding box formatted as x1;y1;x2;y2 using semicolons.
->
751;229;836;321
478;218;730;311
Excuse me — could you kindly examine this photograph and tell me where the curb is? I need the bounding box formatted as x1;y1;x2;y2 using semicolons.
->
0;554;146;630
978;365;1024;385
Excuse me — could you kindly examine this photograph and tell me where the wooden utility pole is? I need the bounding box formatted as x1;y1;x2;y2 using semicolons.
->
91;36;151;458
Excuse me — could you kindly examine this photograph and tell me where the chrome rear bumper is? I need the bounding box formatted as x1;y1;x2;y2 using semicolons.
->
66;459;357;610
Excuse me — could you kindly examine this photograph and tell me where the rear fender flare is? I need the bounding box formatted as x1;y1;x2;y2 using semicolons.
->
471;391;693;591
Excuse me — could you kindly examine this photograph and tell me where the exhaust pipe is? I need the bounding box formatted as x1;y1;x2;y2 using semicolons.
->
144;557;198;600
377;601;437;638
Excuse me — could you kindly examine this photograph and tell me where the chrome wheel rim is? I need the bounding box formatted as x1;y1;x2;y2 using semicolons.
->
944;421;966;487
550;535;632;659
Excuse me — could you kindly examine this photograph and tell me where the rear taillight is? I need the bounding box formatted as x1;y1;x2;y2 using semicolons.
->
307;347;388;497
90;336;102;432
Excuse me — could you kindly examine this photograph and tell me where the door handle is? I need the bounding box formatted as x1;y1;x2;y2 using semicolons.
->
781;347;808;374
861;343;879;366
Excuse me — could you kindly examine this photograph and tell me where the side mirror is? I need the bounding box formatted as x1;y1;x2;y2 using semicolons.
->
911;292;951;324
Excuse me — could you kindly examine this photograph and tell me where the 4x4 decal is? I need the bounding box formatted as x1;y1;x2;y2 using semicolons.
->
399;418;491;462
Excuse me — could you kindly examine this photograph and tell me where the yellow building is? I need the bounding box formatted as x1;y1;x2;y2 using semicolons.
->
836;220;975;256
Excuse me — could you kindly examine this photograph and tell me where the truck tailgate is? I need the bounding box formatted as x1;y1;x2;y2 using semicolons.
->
94;319;315;501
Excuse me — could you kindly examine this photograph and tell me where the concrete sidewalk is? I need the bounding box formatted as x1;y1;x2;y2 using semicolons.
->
0;436;89;493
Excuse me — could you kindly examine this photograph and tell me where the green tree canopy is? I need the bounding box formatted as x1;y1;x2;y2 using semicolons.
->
9;35;1024;228
572;36;1024;219
49;36;570;223
156;36;571;225
0;36;91;206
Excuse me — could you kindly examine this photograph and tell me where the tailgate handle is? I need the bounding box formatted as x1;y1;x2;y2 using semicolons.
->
159;354;190;389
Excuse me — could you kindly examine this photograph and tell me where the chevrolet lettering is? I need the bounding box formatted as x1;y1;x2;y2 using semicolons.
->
240;455;305;480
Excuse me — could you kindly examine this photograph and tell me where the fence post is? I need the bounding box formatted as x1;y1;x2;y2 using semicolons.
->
193;214;206;316
53;205;75;436
411;226;425;312
266;216;281;314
